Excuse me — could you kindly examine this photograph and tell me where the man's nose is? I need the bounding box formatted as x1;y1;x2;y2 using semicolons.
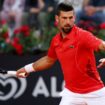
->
66;19;70;24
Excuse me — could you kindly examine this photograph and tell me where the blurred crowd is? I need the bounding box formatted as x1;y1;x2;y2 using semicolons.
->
76;0;105;24
0;0;105;36
0;0;58;37
0;0;105;54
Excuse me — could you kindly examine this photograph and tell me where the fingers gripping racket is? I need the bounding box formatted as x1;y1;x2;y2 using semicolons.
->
0;67;26;77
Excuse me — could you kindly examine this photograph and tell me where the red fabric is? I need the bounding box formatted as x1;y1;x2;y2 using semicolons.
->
47;25;104;93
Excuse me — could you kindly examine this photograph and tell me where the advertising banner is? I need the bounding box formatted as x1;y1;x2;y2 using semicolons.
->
0;54;63;105
0;54;105;105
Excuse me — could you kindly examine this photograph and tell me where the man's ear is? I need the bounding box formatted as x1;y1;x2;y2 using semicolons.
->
55;15;59;22
74;15;76;19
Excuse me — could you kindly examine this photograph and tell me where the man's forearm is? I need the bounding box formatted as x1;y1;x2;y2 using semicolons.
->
16;56;56;77
32;56;56;72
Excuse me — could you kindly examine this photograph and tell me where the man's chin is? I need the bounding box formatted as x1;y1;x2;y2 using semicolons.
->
62;28;72;34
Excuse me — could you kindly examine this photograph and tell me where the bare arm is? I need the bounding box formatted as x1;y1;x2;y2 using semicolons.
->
97;41;105;68
33;56;56;71
16;56;56;77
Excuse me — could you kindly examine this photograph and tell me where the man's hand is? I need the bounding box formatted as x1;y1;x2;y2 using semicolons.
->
16;68;30;78
97;58;105;68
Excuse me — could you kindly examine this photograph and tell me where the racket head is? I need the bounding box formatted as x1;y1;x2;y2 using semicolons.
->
0;69;7;74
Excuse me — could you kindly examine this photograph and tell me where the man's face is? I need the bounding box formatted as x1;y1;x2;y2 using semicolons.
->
56;11;75;34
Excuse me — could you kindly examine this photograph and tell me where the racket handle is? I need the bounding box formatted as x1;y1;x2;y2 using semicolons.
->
8;71;26;77
7;71;16;75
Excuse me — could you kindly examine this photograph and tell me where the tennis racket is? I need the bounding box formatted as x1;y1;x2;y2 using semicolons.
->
0;67;26;77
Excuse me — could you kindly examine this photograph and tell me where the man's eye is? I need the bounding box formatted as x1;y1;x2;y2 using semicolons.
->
69;17;73;19
63;17;67;19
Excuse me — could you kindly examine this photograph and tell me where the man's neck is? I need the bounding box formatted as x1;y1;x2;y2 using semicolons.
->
61;32;66;38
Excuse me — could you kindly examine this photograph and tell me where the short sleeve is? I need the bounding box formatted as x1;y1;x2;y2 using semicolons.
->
80;31;102;51
47;38;57;60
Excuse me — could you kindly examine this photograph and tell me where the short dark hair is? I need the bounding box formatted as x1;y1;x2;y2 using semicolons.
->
56;2;74;15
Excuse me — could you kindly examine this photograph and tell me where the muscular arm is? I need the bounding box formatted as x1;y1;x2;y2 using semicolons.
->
16;56;56;77
33;56;56;71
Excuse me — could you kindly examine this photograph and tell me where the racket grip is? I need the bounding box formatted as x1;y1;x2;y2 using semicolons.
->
7;71;16;75
8;71;26;77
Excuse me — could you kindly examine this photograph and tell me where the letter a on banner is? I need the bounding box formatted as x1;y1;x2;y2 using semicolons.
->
32;77;49;97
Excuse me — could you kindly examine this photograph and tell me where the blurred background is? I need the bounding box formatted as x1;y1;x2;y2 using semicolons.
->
0;0;105;105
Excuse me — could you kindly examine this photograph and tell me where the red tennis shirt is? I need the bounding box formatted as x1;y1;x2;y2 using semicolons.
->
47;25;104;93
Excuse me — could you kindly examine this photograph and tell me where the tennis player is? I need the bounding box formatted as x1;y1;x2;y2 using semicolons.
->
16;2;105;105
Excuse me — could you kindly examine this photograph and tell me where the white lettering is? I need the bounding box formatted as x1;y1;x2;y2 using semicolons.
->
32;77;49;97
51;77;60;97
